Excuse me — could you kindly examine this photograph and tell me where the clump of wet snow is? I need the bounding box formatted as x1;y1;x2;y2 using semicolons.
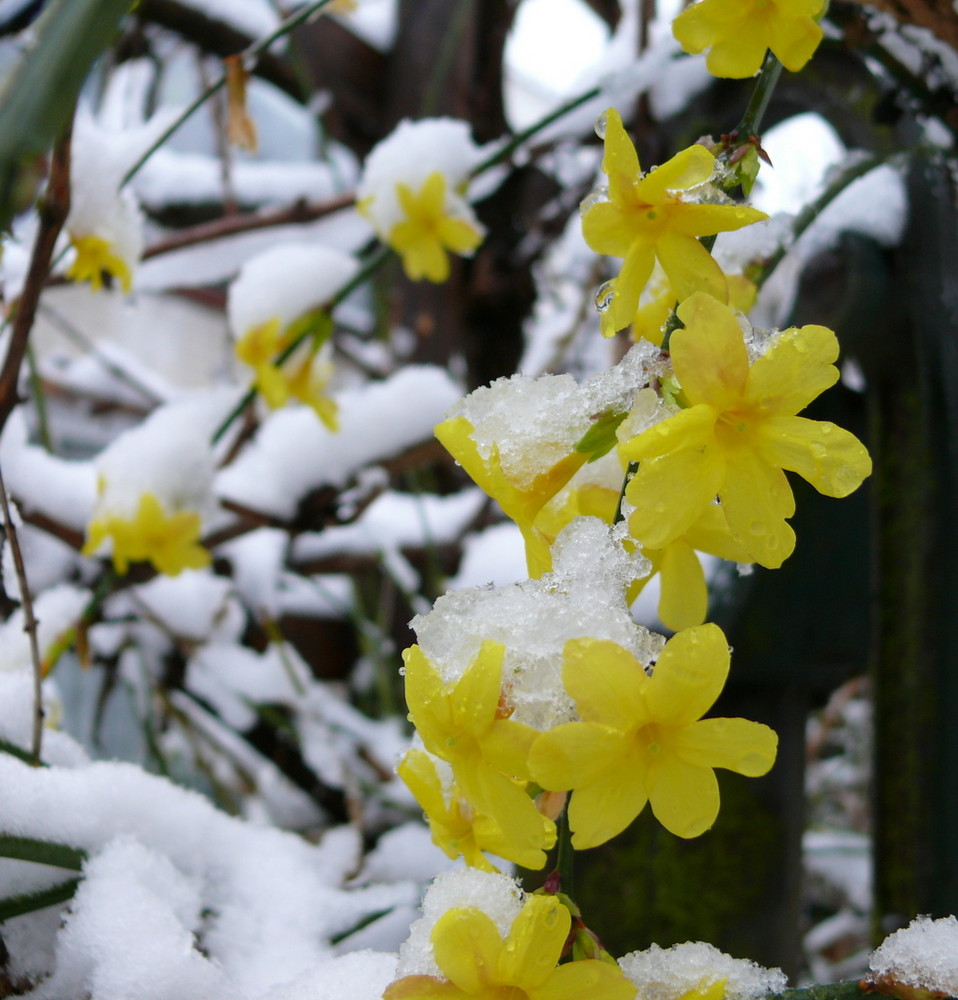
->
409;517;658;730
869;915;958;998
619;941;787;1000
395;868;524;979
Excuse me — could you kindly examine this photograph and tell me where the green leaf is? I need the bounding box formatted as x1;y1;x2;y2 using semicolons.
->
0;835;87;871
0;877;81;923
575;409;627;462
0;0;133;228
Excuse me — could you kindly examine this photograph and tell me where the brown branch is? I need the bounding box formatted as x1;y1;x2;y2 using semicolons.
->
0;121;73;438
0;463;45;763
142;192;355;259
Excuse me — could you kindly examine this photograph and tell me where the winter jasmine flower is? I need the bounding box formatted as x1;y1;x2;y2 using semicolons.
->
673;0;825;79
403;640;556;868
621;292;872;568
397;748;546;871
385;893;636;1000
228;243;358;428
581;108;765;337
65;109;144;294
84;492;209;576
82;397;221;578
529;624;777;847
357;118;485;283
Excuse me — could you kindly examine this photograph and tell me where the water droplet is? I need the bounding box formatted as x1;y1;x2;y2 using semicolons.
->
793;338;808;353
580;186;609;213
595;111;608;139
594;281;616;314
749;521;766;536
653;501;667;513
810;441;827;458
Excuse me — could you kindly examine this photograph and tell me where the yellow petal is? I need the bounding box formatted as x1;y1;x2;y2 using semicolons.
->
683;503;753;563
567;742;650;848
669;202;767;237
755;414;872;498
647;751;719;838
600;107;641;203
635;145;715;202
621;404;718;462
451;640;505;738
645;623;730;726
499;896;569;989
581;202;636;257
432;908;501;993
402;645;455;756
656;230;728;303
384;975;468;1000
768;9;823;71
562;638;649;730
719;447;796;568
671;717;778;776
601;241;657;337
534;960;638;1000
743;323;839;416
529;722;631;791
657;538;708;631
626;446;725;549
672;293;750;411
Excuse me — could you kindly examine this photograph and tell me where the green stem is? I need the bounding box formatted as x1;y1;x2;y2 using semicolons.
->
613;461;638;524
735;51;784;139
26;345;52;452
556;806;575;897
121;0;337;187
0;877;81;921
757;153;885;289
0;834;86;871
472;86;601;178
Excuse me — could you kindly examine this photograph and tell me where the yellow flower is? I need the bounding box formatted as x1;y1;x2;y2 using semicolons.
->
398;749;546;871
528;625;777;848
83;492;210;577
387;171;484;282
435;414;588;534
234;315;338;429
633;505;754;632
384;895;636;1000
673;0;824;78
403;641;556;868
621;292;872;568
582;108;765;337
66;234;133;293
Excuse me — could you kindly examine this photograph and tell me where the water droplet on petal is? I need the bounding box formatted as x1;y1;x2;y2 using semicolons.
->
810;441;827;458
595;111;608;139
749;521;766;536
580;186;610;213
594;280;616;314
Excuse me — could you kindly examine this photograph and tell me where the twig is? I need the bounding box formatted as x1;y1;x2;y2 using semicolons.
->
0;464;44;764
142;193;355;259
121;0;337;188
0;118;73;437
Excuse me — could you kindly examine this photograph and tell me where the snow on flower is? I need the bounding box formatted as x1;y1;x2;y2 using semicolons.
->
357;118;485;282
672;0;825;79
621;292;872;569
581;108;765;337
65;108;144;294
386;868;635;1000
435;342;665;559
82;396;226;577
619;941;787;1000
528;623;777;847
228;242;359;428
397;518;657;867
